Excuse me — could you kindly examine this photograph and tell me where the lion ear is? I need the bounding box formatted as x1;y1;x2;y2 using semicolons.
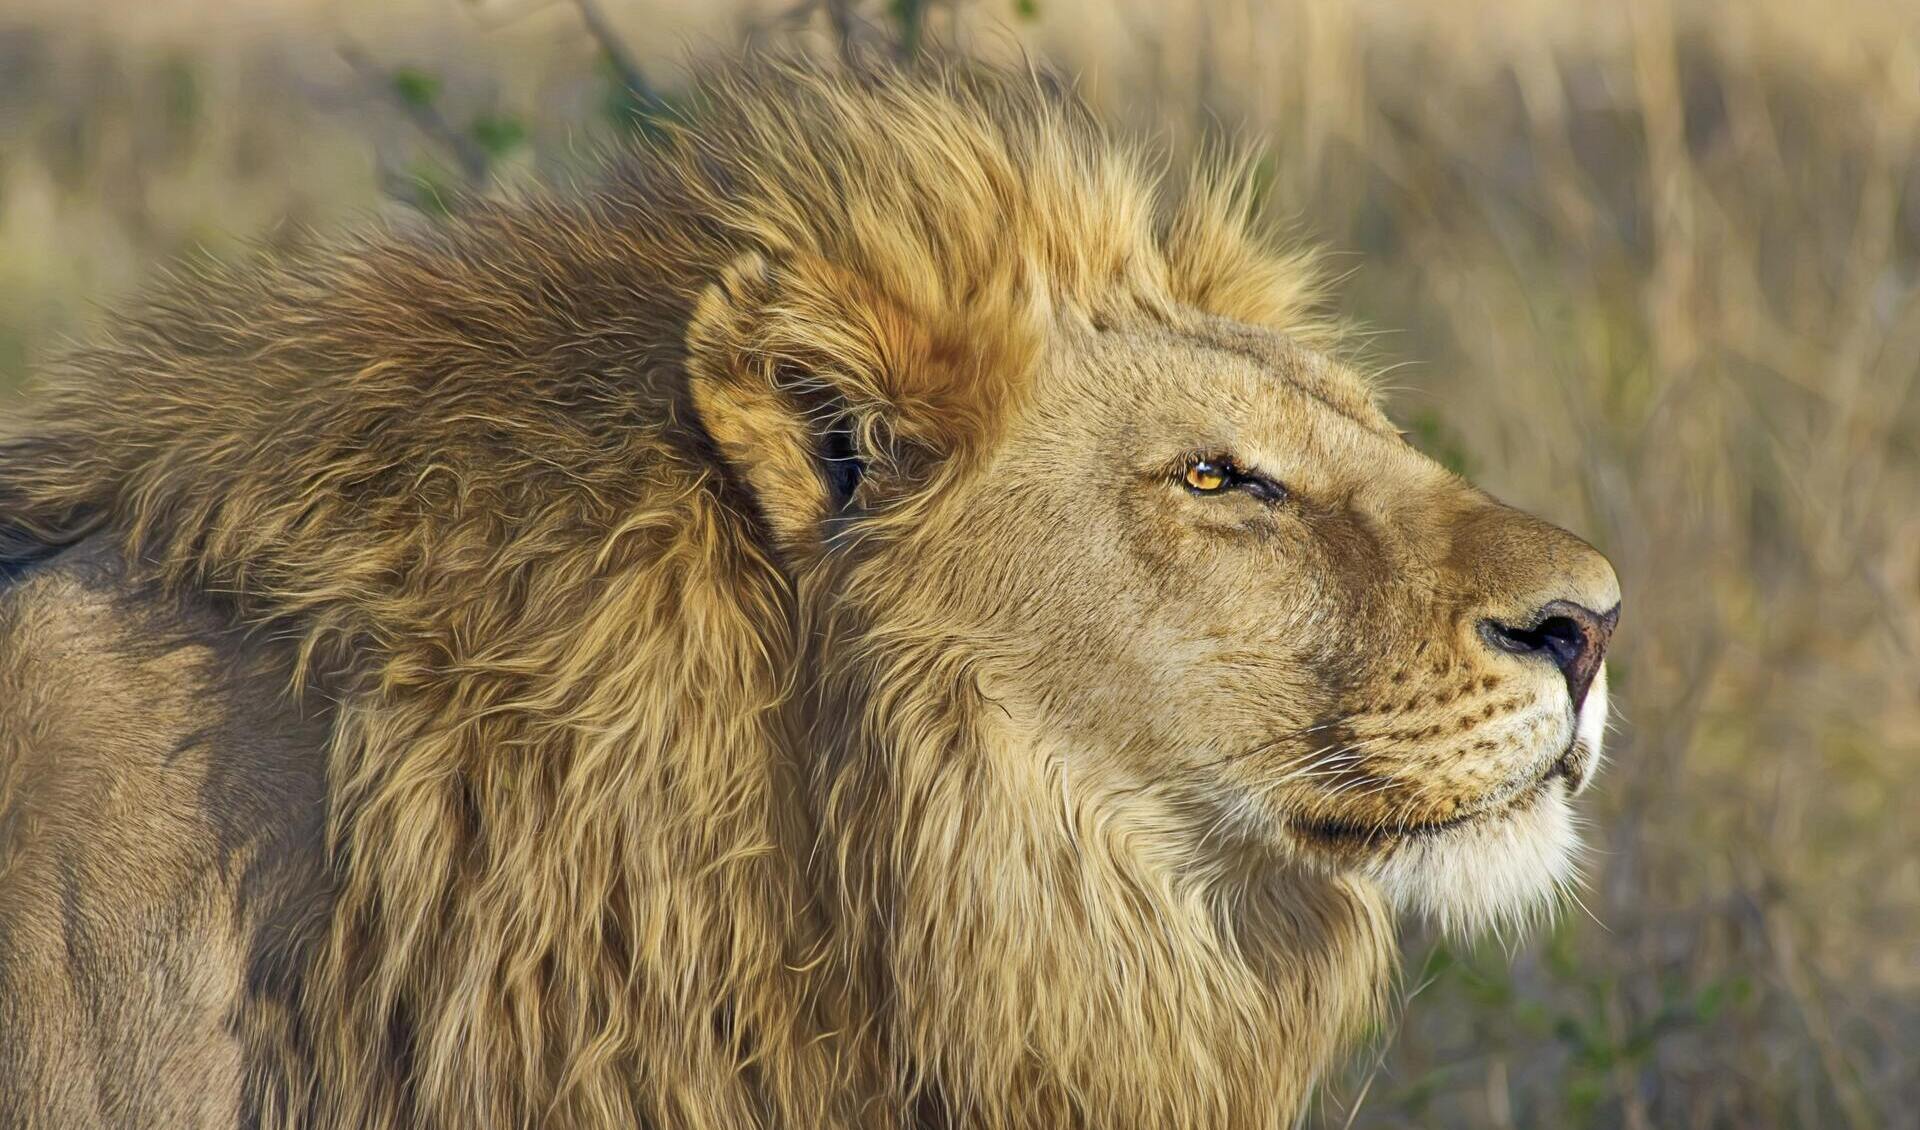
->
686;252;900;559
690;370;845;554
688;249;1030;559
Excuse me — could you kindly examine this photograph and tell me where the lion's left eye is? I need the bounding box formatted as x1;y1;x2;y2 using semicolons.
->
1184;459;1231;492
1179;455;1287;503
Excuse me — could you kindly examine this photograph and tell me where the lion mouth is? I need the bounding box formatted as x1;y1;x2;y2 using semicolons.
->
1292;742;1584;849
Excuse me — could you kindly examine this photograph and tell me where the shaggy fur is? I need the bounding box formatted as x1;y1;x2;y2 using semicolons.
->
0;54;1618;1129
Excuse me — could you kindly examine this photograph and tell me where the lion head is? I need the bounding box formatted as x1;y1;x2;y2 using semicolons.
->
0;55;1618;1130
677;60;1620;1124
685;63;1618;924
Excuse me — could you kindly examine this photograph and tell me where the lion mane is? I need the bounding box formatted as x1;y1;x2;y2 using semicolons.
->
0;57;1393;1128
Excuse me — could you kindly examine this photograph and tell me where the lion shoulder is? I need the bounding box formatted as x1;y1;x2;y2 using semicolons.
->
0;541;333;1128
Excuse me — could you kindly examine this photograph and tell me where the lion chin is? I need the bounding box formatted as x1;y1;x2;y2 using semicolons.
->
1363;667;1610;937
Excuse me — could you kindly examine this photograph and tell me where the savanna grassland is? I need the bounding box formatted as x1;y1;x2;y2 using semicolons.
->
1;0;1915;1125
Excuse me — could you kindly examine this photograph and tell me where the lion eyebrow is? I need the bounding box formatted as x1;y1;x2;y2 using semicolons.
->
1189;339;1387;436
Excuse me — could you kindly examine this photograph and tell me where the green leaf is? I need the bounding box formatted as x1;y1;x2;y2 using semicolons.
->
159;55;200;129
1693;980;1729;1023
391;67;441;109
1013;0;1041;20
1404;406;1475;477
1566;1074;1605;1115
891;0;925;54
470;114;527;158
1515;999;1553;1034
1553;1013;1601;1061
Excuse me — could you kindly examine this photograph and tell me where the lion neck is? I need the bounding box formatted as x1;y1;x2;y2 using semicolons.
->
817;665;1396;1129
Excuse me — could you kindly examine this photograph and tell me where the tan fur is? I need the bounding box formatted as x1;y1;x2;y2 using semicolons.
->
0;544;332;1127
0;55;1618;1129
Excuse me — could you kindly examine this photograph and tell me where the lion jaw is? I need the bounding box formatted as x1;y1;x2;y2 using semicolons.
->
1362;666;1609;937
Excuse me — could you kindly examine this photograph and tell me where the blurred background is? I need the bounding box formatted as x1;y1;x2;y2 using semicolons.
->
1;0;1916;1124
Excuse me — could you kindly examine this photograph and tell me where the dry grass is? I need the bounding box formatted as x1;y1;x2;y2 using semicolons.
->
2;1;1915;1125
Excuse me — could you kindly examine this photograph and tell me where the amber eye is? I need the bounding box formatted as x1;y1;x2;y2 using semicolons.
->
1184;459;1231;492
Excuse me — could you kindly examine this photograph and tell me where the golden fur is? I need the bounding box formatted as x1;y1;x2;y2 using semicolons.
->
0;55;1619;1129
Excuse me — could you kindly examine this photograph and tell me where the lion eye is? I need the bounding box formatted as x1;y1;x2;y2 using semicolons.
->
1184;459;1231;493
1178;455;1288;503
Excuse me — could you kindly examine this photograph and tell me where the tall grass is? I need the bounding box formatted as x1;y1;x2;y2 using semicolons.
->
2;1;1915;1125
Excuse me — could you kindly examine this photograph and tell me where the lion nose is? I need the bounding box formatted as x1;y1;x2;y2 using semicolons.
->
1480;600;1619;710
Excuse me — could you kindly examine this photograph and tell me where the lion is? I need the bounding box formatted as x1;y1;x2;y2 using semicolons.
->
0;56;1620;1129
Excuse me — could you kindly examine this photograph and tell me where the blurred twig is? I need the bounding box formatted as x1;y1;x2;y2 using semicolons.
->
569;0;663;114
824;0;859;64
893;0;926;59
338;41;491;183
1746;864;1881;1130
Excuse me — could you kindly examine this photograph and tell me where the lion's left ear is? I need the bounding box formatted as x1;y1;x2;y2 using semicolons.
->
686;255;834;553
686;250;1022;559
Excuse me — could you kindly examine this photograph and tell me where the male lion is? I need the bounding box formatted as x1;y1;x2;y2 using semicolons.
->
0;57;1618;1129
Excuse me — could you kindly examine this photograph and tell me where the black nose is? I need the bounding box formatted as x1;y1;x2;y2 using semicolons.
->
1480;600;1619;710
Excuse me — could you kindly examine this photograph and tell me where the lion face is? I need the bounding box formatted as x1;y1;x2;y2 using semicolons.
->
895;315;1620;933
